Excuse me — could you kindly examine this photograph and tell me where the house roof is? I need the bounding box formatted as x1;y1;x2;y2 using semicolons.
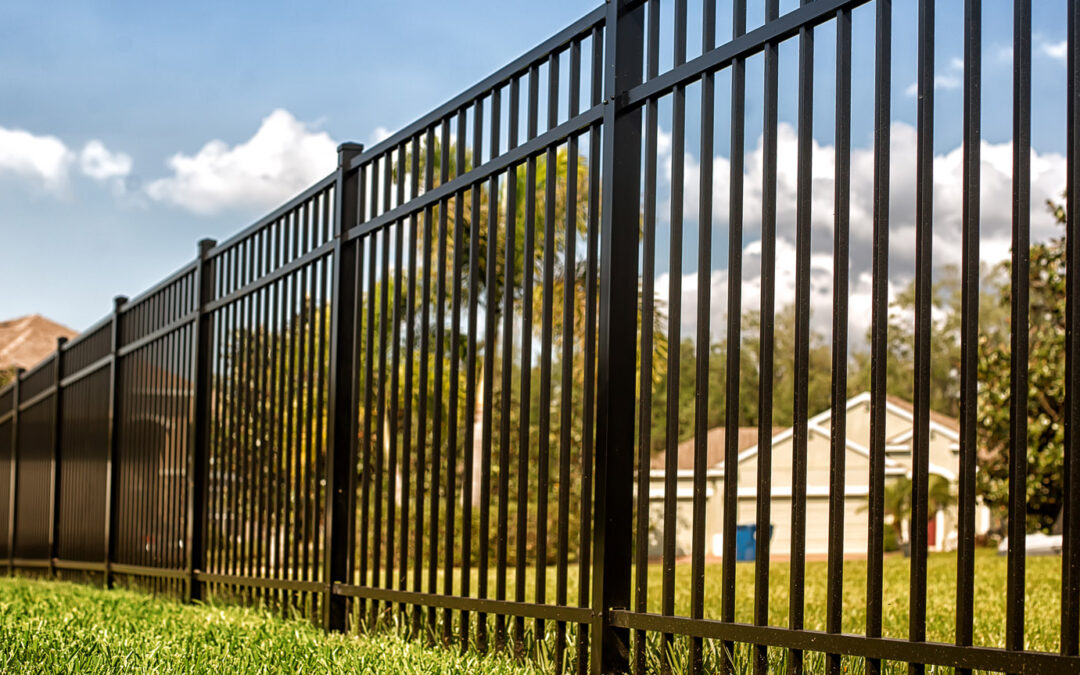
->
729;391;951;476
885;394;960;433
650;427;781;472
0;314;76;371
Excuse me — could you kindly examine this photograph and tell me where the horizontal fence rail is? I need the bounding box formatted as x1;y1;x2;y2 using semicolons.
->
4;0;1080;673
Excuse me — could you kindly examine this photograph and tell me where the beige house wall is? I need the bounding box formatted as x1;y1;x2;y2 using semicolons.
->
646;392;988;559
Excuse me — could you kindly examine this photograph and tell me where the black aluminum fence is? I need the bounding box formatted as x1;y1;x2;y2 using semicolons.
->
3;0;1080;672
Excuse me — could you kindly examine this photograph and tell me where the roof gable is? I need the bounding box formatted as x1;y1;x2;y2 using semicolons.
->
733;391;957;469
0;314;77;371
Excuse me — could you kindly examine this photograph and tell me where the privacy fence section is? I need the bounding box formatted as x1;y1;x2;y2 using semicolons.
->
4;0;1080;673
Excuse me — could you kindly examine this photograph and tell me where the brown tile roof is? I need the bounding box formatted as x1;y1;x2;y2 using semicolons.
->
885;394;960;433
651;426;783;472
0;314;76;371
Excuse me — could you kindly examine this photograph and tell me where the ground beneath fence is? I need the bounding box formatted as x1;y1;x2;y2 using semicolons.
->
0;577;539;675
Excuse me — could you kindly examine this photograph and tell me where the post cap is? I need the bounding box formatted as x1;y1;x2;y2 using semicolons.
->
197;238;217;258
337;142;364;168
113;295;129;311
57;336;68;349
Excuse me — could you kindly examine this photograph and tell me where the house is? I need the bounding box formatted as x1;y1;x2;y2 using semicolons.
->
646;391;993;559
0;314;76;372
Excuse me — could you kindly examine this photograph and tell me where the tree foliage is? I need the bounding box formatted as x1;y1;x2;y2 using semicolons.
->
976;201;1069;532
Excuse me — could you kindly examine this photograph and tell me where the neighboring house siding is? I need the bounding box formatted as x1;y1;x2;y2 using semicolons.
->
735;496;871;557
647;392;990;559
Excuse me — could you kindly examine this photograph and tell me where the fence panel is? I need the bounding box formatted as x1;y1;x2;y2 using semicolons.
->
200;177;335;620
111;271;196;596
13;393;54;562
332;11;605;670
56;365;110;564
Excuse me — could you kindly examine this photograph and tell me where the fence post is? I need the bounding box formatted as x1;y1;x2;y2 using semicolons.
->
323;141;363;632
47;337;67;575
186;239;217;603
103;295;126;589
7;368;23;575
591;1;643;673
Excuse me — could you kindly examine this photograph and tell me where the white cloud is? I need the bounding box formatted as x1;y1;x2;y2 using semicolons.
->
146;109;337;215
0;126;75;191
79;140;132;181
652;121;1066;348
1041;39;1068;61
657;239;884;349
79;140;134;197
904;57;963;98
368;126;393;147
0;126;135;197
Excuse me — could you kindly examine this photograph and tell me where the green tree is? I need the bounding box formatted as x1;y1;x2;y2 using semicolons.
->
644;303;836;457
976;199;1069;532
845;266;966;418
862;474;954;545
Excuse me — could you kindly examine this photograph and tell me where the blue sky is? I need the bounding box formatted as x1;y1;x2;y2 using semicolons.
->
0;0;1073;341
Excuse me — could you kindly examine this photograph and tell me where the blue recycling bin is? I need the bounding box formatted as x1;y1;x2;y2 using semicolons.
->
735;524;757;561
735;524;774;561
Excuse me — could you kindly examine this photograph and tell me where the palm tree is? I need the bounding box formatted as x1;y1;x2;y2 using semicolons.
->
866;474;955;545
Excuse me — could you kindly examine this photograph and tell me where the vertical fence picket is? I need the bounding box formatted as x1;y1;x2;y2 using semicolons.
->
957;1;981;671
1006;0;1032;663
721;3;747;673
910;2;936;671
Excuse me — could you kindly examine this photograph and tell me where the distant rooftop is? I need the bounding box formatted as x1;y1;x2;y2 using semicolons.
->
651;427;780;472
0;314;76;371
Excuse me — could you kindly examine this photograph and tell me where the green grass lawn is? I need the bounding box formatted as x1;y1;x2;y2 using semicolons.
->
364;548;1064;657
645;548;1063;652
0;549;1065;674
0;576;538;674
